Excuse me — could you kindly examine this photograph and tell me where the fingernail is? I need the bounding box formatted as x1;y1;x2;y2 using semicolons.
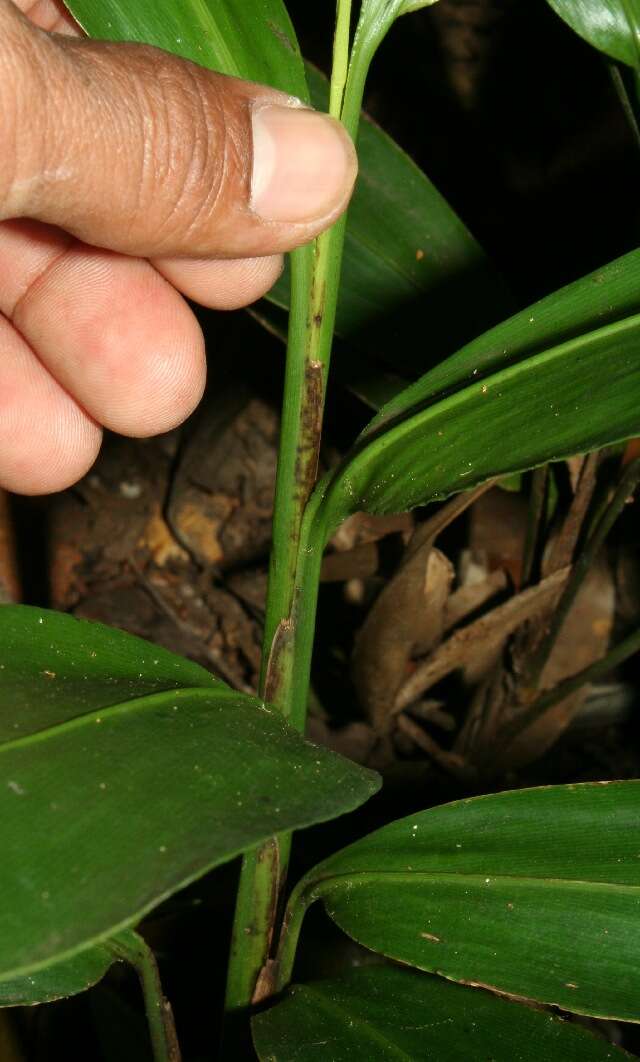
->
251;104;356;223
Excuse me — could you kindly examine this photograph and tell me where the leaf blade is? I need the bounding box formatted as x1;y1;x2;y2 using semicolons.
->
546;0;640;69
0;604;220;741
62;0;308;100
312;250;640;539
0;608;379;981
305;782;640;1021
253;965;630;1061
0;948;114;1007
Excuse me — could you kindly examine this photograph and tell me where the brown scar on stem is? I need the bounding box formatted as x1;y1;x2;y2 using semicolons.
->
293;360;323;509
251;837;282;1005
263;617;294;705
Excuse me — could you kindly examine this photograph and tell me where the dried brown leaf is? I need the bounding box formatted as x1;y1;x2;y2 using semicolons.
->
543;452;599;576
501;558;614;768
394;568;569;714
443;569;508;632
353;546;454;729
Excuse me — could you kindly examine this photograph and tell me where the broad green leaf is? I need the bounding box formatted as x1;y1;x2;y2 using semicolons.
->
0;605;221;740
0;947;114;1007
310;248;640;543
252;966;630;1061
0;606;379;981
268;66;511;376
62;0;308;100
297;782;640;1021
546;0;640;69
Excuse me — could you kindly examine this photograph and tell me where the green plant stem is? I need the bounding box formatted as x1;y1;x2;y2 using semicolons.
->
108;930;180;1062
525;456;640;691
330;0;352;116
224;0;362;1024
261;0;403;733
258;242;317;699
222;839;279;1014
273;879;323;993
222;223;346;1052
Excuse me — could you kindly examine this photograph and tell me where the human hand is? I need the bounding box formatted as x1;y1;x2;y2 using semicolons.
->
0;0;357;493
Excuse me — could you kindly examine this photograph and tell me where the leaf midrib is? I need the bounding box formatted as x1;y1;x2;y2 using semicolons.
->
0;684;246;755
311;870;640;894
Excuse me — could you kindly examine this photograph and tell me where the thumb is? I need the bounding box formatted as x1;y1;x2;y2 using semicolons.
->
0;0;357;258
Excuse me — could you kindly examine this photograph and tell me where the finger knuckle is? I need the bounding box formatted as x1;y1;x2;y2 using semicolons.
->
141;58;245;249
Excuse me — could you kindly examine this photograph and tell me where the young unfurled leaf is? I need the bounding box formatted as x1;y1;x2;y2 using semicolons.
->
0;606;379;983
63;0;308;100
546;0;640;69
291;782;640;1021
253;965;630;1061
347;0;441;113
